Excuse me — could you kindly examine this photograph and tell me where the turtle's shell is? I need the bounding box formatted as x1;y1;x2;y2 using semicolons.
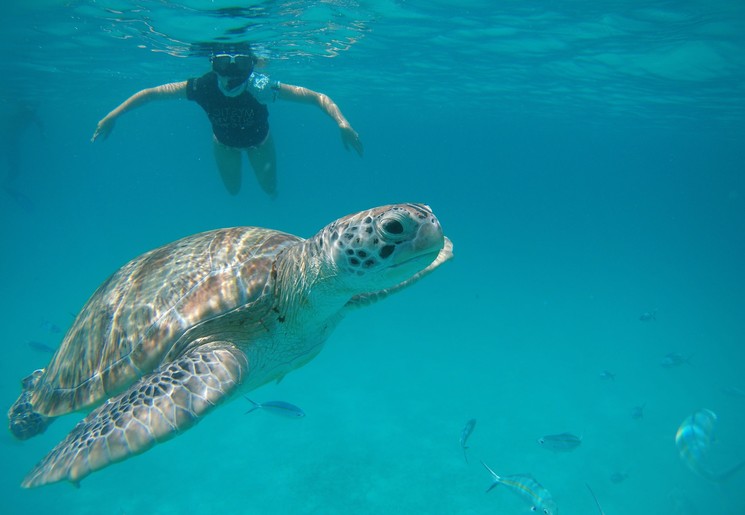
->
30;227;298;417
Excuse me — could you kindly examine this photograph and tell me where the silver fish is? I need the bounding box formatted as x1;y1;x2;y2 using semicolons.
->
661;352;692;368
599;370;615;381
721;385;745;398
537;432;582;452
639;310;657;321
459;418;476;463
675;409;745;482
481;461;558;515
631;403;646;420
244;397;305;418
26;340;56;354
610;470;629;484
39;318;61;333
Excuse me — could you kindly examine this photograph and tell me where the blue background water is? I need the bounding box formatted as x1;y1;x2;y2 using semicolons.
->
1;1;744;513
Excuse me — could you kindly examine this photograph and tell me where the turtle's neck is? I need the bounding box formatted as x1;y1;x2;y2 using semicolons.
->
271;236;348;327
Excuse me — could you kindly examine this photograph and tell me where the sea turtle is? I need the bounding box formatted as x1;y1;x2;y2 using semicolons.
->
8;203;452;488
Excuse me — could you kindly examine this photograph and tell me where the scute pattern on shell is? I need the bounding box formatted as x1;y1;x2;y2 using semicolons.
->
31;227;299;417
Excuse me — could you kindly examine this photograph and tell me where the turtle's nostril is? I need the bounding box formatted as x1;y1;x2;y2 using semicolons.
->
379;245;395;259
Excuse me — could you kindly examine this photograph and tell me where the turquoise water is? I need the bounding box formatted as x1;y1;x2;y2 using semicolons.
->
2;0;745;513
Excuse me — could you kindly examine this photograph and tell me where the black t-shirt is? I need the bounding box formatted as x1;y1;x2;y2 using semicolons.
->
186;72;270;148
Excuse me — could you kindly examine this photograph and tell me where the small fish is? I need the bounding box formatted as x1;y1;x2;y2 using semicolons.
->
585;483;606;514
599;370;615;381
481;461;558;515
639;310;657;322
26;340;56;354
459;418;476;463
631;403;646;420
537;432;582;452
39;318;61;334
721;385;745;398
610;470;629;484
244;397;305;418
676;409;745;482
660;352;692;368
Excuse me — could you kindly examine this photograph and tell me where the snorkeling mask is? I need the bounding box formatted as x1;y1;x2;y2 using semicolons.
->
213;53;255;96
212;53;254;78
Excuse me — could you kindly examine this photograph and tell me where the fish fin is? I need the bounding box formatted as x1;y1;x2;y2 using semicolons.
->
243;396;261;414
480;461;500;492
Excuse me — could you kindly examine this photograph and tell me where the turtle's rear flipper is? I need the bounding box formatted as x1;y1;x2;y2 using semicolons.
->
21;342;247;488
8;369;52;440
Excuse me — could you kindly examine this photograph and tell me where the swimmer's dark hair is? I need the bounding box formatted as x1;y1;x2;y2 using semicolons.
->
189;41;255;59
212;41;254;57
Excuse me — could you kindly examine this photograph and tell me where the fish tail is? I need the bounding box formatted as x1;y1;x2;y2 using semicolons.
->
480;461;501;492
243;396;260;414
462;446;469;464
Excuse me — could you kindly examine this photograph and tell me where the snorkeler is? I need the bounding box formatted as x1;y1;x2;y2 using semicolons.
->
91;43;363;197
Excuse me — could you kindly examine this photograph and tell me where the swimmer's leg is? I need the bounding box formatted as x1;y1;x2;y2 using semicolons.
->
212;137;242;195
247;133;277;198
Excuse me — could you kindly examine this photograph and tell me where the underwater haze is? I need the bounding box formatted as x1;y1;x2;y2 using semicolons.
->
2;0;745;513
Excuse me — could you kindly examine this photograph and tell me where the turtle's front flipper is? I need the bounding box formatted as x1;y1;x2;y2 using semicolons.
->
21;341;247;488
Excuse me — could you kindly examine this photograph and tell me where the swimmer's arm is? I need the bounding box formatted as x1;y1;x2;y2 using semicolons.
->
91;81;188;142
277;83;363;157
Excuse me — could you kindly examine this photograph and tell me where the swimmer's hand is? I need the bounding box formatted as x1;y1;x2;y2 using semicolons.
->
91;116;116;142
340;123;364;157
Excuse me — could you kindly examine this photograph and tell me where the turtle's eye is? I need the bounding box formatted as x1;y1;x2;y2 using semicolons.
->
382;219;403;235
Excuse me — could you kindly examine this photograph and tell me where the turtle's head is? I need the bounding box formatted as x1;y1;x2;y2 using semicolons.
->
321;203;448;292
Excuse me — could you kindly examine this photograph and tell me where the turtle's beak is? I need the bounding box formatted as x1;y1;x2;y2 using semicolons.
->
391;214;445;267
